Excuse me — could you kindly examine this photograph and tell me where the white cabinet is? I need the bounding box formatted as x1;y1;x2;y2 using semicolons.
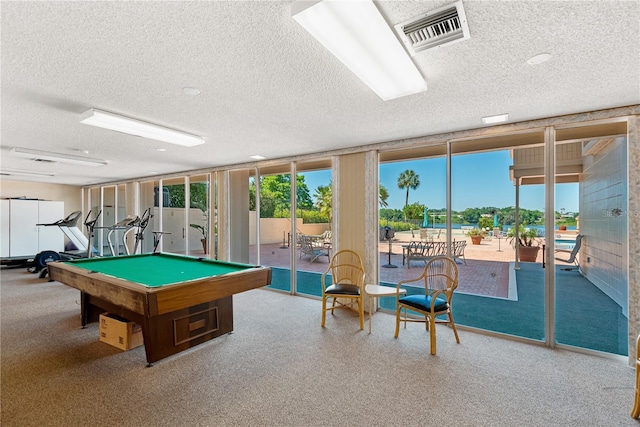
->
1;200;9;257
37;201;65;252
0;199;64;258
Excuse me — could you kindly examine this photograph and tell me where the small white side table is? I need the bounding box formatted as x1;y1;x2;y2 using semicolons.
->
364;284;407;334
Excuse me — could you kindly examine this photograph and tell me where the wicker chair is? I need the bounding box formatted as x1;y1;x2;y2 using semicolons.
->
632;334;640;418
394;256;460;355
321;249;365;330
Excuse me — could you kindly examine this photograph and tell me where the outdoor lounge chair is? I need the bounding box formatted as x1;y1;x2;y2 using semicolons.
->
299;234;330;263
555;234;583;271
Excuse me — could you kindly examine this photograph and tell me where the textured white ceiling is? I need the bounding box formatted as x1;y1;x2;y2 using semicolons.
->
1;1;639;185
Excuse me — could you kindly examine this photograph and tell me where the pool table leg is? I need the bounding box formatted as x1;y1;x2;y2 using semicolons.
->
80;291;90;328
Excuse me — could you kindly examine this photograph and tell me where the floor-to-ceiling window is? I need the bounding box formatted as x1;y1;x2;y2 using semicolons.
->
250;168;292;292
294;162;332;297
378;154;446;313
73;115;631;357
248;160;331;295
376;121;629;356
450;140;546;342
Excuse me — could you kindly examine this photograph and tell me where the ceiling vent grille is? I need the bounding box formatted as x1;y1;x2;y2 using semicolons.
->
394;0;470;56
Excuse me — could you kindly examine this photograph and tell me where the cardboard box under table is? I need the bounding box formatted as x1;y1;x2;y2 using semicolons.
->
48;253;272;365
99;313;143;351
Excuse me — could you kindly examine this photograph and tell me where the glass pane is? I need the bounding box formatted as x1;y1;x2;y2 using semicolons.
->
450;147;544;341
249;175;258;266
188;175;210;257
101;186;119;256
295;169;332;297
211;172;218;260
378;157;446;312
161;178;187;255
89;187;103;255
554;136;628;355
140;180;160;253
251;172;294;292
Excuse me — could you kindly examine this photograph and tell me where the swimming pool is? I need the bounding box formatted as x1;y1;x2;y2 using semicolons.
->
555;239;576;250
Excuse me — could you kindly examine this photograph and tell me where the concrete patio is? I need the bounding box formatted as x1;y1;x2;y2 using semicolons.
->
249;230;560;300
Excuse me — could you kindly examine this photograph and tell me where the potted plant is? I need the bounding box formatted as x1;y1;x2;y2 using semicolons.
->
507;225;541;262
190;203;208;254
467;228;487;245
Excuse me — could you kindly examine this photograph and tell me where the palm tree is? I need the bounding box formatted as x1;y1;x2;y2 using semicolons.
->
397;169;420;209
314;183;332;225
379;183;389;208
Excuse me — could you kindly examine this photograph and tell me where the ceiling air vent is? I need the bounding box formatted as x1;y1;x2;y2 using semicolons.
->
394;0;470;56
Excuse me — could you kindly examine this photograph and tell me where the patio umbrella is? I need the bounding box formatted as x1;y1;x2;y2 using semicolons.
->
422;207;429;228
493;213;498;227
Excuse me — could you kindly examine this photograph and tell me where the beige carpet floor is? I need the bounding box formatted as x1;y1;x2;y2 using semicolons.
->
0;267;637;426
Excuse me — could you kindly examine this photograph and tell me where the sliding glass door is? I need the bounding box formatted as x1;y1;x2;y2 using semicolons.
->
553;123;629;355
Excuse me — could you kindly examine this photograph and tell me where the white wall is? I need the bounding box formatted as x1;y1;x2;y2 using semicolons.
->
247;215;329;245
0;179;82;214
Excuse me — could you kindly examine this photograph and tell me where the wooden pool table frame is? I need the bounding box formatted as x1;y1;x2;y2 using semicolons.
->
48;255;272;365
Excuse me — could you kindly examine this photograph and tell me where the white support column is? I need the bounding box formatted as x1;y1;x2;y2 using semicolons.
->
290;161;297;294
514;178;520;270
254;168;261;266
627;114;640;365
544;126;556;348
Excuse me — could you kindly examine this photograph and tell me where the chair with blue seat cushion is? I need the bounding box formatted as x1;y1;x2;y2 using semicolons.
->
394;256;460;355
321;249;365;330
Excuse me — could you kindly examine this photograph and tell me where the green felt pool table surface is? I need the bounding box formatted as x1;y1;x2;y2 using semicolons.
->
65;253;255;287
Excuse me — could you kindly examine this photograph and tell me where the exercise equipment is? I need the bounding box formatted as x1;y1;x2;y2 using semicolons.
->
29;210;102;277
132;208;153;254
106;215;139;256
105;208;153;256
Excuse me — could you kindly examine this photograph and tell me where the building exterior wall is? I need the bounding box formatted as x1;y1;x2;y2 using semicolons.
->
580;137;628;314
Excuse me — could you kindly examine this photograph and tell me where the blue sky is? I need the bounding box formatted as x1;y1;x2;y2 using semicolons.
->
301;150;579;213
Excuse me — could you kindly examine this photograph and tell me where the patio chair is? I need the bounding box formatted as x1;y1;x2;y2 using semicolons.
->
299;235;330;263
321;249;365;330
321;230;332;247
555;234;583;272
394;256;460;355
451;240;467;265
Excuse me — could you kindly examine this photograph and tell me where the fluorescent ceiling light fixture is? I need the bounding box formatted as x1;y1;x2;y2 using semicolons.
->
80;109;205;147
292;0;427;101
11;147;108;166
250;155;267;160
0;168;55;178
482;113;509;125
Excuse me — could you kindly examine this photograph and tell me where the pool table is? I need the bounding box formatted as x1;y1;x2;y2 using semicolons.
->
48;252;272;365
